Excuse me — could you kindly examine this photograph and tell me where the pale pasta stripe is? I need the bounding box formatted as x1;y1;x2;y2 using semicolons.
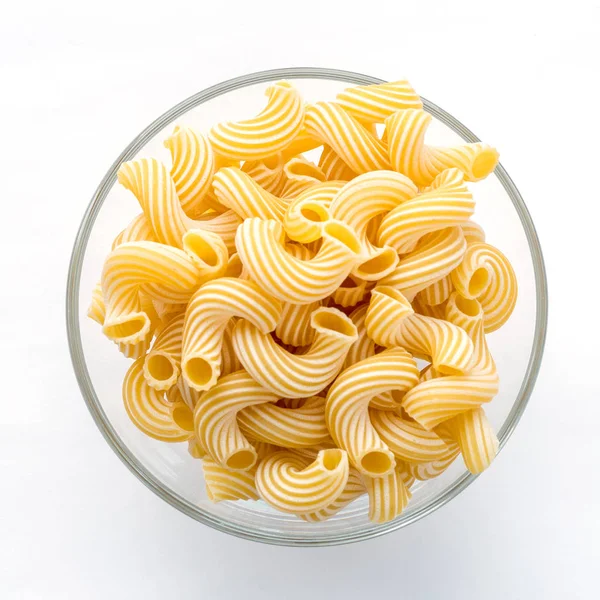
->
300;468;366;522
182;278;282;391
111;213;156;250
385;109;499;187
238;396;330;448
233;307;358;398
304;102;391;174
101;239;214;345
366;287;474;374
164;126;215;217
416;273;454;307
331;276;370;308
369;409;452;464
377;168;474;254
122;358;193;442
202;458;260;502
209;81;305;161
326;348;419;477
318;145;357;181
235;218;363;304
329;170;418;281
379;227;466;300
437;407;499;474
241;152;287;195
280;156;326;198
451;242;518;332
142;313;185;391
336;80;423;124
212;167;289;221
255;449;349;514
193;371;279;471
363;466;411;523
282;181;344;243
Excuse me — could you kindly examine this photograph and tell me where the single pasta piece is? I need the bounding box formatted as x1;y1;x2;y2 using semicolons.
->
212;167;289;221
101;236;221;345
122;358;193;442
451;242;518;332
461;220;486;243
282;181;344;243
336;79;423;124
238;395;330;448
326;348;419;477
181;278;282;392
164;126;215;217
143;313;185;391
377;168;474;254
111;213;156;249
202;458;259;502
300;468;366;522
304;102;391;174
385;108;499;187
363;466;412;523
366;287;474;375
407;444;461;480
208;81;305;161
220;319;243;376
330;275;370;308
187;436;206;459
417;273;454;307
233;307;358;398
318;145;357;181
379;227;466;300
235;218;363;304
193;370;279;471
436;407;498;474
255;449;349;514
328;170;418;281
241;152;287;195
280;156;326;198
369;409;452;464
280;125;322;160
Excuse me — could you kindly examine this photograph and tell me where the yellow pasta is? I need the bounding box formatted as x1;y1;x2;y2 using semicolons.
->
416;273;454;307
232;307;358;398
164;126;215;217
336;79;423;124
377;168;474;254
255;449;349;514
326;348;419;477
304;102;391;174
202;458;260;502
193;370;279;471
238;395;330;448
220;319;243;376
385;108;499;187
143;313;185;391
318;145;357;181
168;376;200;411
330;275;370;308
235;218;362;304
407;445;460;481
111;213;156;250
188;436;206;459
451;242;518;332
223;252;247;279
122;358;193;442
208;81;305;161
241;152;287;195
280;156;326;198
461;220;486;243
181;278;282;391
363;466;411;523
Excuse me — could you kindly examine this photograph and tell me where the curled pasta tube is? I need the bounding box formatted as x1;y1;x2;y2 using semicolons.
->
318;145;357;181
193;371;279;471
117;157;241;252
363;465;412;523
304;102;391;174
101;236;221;345
202;458;260;502
280;156;326;198
336;79;423;124
208;81;305;161
238;396;330;448
451;242;517;332
326;348;419;478
122;358;193;442
255;449;350;514
233;307;358;398
282;181;344;243
366;287;474;375
212;167;289;221
241;152;287;195
143;313;185;391
377;168;474;255
164;126;215;217
235;218;363;304
181;278;282;392
385;108;499;187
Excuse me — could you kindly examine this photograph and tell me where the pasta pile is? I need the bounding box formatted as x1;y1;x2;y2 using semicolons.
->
89;78;517;524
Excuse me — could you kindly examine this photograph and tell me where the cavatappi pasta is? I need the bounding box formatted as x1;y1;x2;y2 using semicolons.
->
90;77;515;524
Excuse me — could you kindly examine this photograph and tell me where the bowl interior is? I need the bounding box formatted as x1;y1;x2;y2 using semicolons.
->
69;69;546;546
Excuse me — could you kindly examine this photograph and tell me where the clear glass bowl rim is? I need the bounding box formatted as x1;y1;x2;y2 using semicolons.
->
66;67;548;547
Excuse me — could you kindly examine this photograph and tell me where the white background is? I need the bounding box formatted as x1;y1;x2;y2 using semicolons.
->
1;1;598;598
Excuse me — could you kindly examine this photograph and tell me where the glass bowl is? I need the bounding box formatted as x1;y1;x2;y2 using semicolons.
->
66;67;548;546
